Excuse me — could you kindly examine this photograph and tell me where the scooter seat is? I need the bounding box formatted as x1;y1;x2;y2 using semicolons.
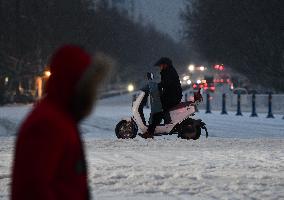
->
169;101;193;111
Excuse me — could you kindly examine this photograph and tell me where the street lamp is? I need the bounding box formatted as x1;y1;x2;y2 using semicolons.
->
187;80;192;85
188;64;195;72
200;66;205;71
183;76;190;81
127;84;134;92
44;70;51;77
4;77;9;85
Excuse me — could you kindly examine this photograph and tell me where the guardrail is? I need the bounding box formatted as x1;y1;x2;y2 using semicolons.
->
184;91;284;119
131;91;284;119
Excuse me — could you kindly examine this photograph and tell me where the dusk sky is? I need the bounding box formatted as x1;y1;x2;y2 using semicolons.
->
135;0;187;41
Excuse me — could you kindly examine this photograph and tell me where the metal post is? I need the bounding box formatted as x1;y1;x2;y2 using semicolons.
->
236;92;242;116
205;93;211;113
184;93;188;102
250;93;258;117
221;93;228;114
267;93;274;118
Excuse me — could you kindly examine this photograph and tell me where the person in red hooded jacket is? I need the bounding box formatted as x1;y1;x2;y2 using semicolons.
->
11;45;111;200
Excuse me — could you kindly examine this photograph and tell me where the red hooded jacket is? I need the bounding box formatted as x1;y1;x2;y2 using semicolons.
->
11;45;92;200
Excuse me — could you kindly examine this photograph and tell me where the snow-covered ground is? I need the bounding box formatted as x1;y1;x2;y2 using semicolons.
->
0;94;284;199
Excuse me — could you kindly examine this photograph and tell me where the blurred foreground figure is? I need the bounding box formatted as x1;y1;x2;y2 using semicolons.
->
11;45;110;200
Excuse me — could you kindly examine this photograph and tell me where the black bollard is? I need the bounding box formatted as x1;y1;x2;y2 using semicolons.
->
205;93;211;113
267;93;274;118
184;93;188;102
250;93;258;117
236;92;242;116
221;93;228;114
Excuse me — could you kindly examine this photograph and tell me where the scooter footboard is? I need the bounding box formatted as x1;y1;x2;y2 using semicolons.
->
170;105;195;123
154;123;176;134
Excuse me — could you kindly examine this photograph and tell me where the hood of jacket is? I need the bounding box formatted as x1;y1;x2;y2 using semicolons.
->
44;45;111;121
46;45;92;109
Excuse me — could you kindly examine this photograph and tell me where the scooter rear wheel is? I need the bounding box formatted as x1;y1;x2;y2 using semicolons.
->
178;119;202;140
115;120;138;139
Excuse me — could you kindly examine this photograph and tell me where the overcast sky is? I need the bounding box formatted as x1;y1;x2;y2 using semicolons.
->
134;0;187;41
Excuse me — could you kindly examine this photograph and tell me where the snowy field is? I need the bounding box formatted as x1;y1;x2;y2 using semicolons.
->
0;94;284;199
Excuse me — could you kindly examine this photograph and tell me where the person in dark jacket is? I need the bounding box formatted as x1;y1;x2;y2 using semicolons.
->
11;45;111;200
154;57;182;111
139;72;163;139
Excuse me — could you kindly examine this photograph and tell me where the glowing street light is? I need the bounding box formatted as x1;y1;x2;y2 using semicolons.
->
44;70;51;77
187;80;192;85
127;84;134;92
197;79;201;84
199;66;205;71
188;64;195;72
183;76;190;81
4;77;9;85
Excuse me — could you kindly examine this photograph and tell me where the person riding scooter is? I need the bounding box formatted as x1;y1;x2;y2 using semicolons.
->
154;57;182;116
138;72;164;139
115;77;208;140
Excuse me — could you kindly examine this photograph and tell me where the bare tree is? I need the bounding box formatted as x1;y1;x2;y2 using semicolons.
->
182;0;284;91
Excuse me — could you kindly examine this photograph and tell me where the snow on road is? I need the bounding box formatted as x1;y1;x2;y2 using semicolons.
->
88;138;284;200
0;94;284;199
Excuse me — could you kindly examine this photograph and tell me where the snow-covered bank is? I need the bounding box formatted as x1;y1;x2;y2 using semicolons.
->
0;105;32;136
1;92;284;139
1;103;284;139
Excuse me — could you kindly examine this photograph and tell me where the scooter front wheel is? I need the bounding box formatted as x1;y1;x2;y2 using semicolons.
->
115;120;138;139
178;119;202;140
